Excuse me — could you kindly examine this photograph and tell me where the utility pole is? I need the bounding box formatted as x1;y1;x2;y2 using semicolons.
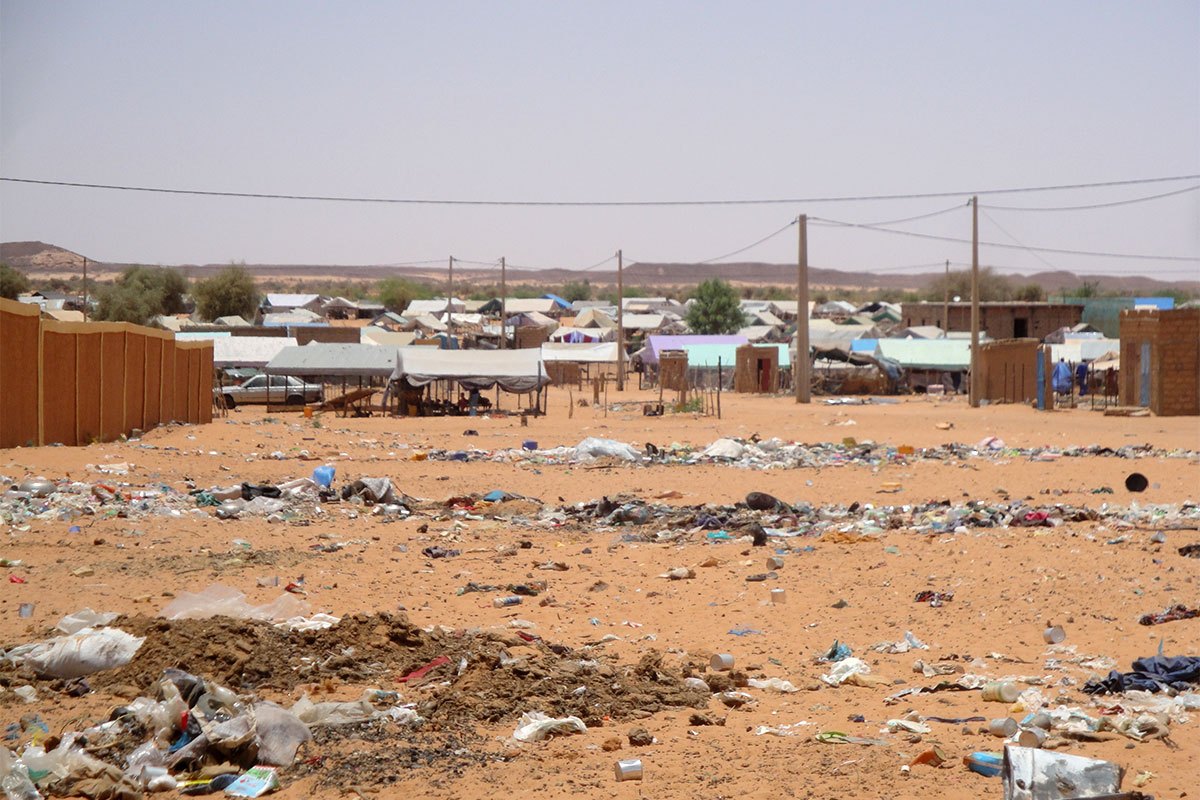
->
969;197;981;407
446;255;454;341
942;259;949;332
794;215;810;403
616;249;625;391
82;256;88;322
499;256;507;350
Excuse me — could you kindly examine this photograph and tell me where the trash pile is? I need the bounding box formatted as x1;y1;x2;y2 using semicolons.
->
411;436;1199;471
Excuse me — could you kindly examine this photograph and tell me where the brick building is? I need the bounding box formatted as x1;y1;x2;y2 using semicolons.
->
1119;308;1200;416
900;302;1082;341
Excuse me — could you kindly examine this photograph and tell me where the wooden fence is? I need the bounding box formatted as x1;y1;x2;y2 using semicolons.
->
0;298;213;447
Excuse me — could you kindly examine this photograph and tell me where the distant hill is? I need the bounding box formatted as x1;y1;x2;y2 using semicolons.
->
4;241;1196;295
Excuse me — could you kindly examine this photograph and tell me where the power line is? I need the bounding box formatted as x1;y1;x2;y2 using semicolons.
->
3;173;1199;207
984;184;1200;212
698;219;797;263
979;208;1062;273
809;216;1199;262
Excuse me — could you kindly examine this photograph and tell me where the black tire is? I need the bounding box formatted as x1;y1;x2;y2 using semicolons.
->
286;394;304;406
223;394;237;409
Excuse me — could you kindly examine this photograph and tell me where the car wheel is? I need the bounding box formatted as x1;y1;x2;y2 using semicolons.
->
223;394;236;409
286;394;304;406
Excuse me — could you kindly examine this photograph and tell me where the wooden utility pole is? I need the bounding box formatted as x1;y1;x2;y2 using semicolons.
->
794;215;810;403
616;249;625;391
446;255;454;340
943;259;950;332
499;256;507;350
82;256;88;322
969;196;981;407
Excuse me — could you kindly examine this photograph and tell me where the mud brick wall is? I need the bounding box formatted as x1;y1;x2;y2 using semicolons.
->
978;338;1041;404
1119;308;1199;416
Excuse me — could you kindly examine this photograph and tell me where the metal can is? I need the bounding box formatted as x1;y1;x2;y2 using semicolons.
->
493;596;522;608
710;653;734;670
614;759;643;781
1042;626;1066;644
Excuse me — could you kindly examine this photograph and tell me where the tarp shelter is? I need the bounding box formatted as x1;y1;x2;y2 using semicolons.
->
540;342;619;363
175;331;231;341
267;342;399;378
621;313;667;331
645;335;748;365
574;307;618;328
213;336;297;368
680;342;791;369
390;347;550;393
874;339;971;371
404;298;465;316
549;326;614;343
360;329;419;347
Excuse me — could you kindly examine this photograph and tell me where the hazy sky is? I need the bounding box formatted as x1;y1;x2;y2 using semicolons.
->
2;1;1197;282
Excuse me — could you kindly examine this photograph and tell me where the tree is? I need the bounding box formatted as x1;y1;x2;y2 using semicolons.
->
925;267;1014;302
560;280;591;303
376;277;433;313
684;278;747;334
96;265;189;324
1014;283;1045;302
193;265;259;321
0;263;30;299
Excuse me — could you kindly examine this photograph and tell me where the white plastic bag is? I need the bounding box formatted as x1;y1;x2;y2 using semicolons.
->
252;702;313;766
512;711;587;742
55;609;120;636
159;584;309;622
571;438;640;462
820;657;871;686
22;627;144;679
700;438;745;459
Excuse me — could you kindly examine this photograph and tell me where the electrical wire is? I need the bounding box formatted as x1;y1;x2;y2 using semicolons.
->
983;184;1200;211
809;216;1199;262
698;218;798;263
3;173;1198;207
979;208;1062;272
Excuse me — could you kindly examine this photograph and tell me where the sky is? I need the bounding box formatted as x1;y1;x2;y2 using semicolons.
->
1;1;1198;283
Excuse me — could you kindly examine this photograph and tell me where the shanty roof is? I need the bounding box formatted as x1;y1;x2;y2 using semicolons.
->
620;313;666;330
504;298;560;314
390;347;549;392
737;325;779;342
549;326;614;343
874;339;972;371
405;298;465;315
508;310;557;327
213;315;251;327
360;329;419;347
213;336;297;368
264;293;321;308
645;334;748;364
266;342;399;377
540;342;619;363
680;342;791;369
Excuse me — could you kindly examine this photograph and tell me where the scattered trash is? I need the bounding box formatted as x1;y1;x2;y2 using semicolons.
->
614;758;642;781
709;654;734;671
1083;654;1200;694
1000;747;1123;800
512;711;587;742
982;682;1020;703
159;584;309;622
914;590;954;606
224;765;281;797
963;751;1003;777
1042;626;1066;644
1137;604;1199;626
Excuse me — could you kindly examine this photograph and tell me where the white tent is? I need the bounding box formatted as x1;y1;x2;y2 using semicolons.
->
390;347;549;392
548;325;614;343
213;336;297;368
540;342;619;363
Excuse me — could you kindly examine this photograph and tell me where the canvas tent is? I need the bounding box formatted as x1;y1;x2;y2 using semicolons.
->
390;347;549;393
540;342;619;363
213;336;297;368
266;342;399;378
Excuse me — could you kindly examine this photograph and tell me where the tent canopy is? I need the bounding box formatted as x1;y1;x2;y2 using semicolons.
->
540;342;619;363
214;336;297;368
391;347;549;392
645;334;748;364
267;342;399;377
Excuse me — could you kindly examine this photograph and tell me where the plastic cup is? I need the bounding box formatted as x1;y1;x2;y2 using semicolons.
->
1042;626;1066;644
710;653;734;671
988;718;1018;737
770;588;786;604
1027;712;1052;730
981;682;1019;703
614;759;643;781
766;556;784;570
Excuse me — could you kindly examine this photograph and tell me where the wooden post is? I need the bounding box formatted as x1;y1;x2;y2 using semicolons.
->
447;255;454;340
499;256;507;350
969;196;981;408
794;215;810;402
943;259;949;332
616;249;625;391
717;357;722;419
82;257;88;322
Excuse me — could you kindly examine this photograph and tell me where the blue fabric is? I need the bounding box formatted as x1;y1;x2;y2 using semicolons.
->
1052;360;1073;393
1083;655;1200;694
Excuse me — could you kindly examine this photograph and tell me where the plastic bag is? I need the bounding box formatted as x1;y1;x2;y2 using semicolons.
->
747;677;799;693
159;584;309;622
21;627;144;679
291;691;403;726
55;609;120;636
511;711;587;742
0;747;42;800
700;439;745;459
571;438;641;462
820;657;871;686
252;702;312;766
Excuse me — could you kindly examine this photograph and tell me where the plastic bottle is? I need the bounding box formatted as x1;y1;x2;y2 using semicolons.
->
493;596;522;608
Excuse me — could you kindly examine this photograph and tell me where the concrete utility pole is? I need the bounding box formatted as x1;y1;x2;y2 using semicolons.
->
943;259;950;332
446;255;454;340
794;215;810;403
616;249;625;391
969;196;981;408
499;256;507;350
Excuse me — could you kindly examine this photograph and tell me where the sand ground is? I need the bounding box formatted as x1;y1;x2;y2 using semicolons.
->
2;389;1197;799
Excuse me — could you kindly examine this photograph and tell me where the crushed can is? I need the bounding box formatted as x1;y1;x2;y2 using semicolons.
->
614;759;642;781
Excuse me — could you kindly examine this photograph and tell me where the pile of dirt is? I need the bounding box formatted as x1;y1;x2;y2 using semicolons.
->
84;613;707;725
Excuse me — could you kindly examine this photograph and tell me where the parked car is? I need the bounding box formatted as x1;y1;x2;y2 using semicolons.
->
217;375;323;407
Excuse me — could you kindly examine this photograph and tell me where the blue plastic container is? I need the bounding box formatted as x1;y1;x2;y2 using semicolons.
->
963;751;1002;777
312;465;335;488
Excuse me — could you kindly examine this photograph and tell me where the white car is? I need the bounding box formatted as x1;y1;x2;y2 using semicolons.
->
218;375;323;407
